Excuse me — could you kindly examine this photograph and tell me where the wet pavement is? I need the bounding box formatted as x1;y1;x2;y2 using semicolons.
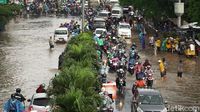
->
0;16;200;112
0;16;80;107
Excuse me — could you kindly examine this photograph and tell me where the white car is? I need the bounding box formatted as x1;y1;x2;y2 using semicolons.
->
117;22;132;38
54;27;69;43
27;93;51;112
94;28;107;37
111;6;123;18
98;10;111;20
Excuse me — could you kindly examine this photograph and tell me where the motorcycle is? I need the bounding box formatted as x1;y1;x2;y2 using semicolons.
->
128;64;135;75
118;78;125;95
116;69;126;94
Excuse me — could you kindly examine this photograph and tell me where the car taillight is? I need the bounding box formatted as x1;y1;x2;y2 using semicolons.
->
28;106;33;111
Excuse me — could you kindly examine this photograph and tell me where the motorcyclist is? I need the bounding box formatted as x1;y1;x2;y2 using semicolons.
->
3;94;25;112
36;83;46;93
116;68;126;88
13;88;26;107
144;65;154;88
134;62;143;79
132;78;146;96
143;59;151;69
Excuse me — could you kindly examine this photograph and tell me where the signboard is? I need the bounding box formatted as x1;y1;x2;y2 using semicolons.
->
174;3;184;16
0;0;7;4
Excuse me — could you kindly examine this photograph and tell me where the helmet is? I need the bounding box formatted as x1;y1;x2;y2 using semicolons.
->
11;94;15;99
16;88;21;93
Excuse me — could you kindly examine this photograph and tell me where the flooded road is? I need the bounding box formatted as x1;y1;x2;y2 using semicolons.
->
0;16;200;112
0;16;76;107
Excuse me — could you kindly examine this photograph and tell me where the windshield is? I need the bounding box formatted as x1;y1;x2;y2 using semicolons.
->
96;30;104;34
119;24;130;29
139;94;164;105
98;13;108;17
112;10;120;14
55;30;67;35
33;98;50;106
94;21;105;26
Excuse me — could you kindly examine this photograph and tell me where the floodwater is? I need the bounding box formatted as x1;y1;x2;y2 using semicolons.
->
0;16;79;108
132;36;200;108
0;15;199;112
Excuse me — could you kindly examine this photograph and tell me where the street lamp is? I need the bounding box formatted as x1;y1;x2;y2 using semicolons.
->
174;0;184;27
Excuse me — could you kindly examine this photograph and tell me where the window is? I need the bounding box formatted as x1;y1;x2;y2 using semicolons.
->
139;94;163;105
55;30;67;35
96;30;104;34
112;10;120;14
98;13;108;17
33;98;50;106
119;24;130;29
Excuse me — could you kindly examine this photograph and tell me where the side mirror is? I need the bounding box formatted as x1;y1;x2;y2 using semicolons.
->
27;99;31;102
164;101;168;104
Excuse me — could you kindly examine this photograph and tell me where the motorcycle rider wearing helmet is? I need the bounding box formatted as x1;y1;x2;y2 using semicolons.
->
116;68;126;89
143;59;151;69
144;65;154;88
14;88;26;107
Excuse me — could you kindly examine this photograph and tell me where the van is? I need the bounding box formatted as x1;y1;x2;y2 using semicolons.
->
93;17;106;29
98;10;111;20
111;6;123;18
109;0;119;6
54;27;69;43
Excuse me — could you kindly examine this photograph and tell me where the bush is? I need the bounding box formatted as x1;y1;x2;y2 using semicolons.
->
0;4;23;31
49;32;101;112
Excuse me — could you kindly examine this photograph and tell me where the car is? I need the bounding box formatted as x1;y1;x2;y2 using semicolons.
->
54;27;69;43
94;28;107;37
27;93;51;112
131;88;167;112
93;17;106;29
98;10;111;20
109;0;119;7
101;81;117;100
117;22;132;38
111;6;123;18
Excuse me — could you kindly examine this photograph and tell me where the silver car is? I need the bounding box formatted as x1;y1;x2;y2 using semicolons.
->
131;88;167;112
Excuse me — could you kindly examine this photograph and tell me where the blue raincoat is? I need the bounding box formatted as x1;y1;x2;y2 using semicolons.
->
3;98;24;112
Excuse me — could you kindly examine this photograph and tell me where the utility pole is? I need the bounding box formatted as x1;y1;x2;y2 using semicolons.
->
81;0;85;32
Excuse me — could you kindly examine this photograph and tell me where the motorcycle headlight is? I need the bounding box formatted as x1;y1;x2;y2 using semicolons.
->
137;107;144;112
161;108;168;112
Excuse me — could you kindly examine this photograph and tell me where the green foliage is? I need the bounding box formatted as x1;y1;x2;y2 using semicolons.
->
0;4;23;31
119;0;175;20
49;32;101;112
187;0;200;24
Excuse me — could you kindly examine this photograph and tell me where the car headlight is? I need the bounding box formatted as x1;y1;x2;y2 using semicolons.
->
137;107;144;112
161;108;168;112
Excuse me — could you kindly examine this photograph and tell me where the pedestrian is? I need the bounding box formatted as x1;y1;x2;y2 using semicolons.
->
162;58;167;80
177;60;183;79
49;36;54;49
158;59;165;81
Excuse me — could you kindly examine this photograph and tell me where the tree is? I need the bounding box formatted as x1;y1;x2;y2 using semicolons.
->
49;32;101;112
187;0;200;24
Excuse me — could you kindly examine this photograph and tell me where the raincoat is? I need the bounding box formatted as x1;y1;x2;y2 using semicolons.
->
161;38;167;51
3;98;24;112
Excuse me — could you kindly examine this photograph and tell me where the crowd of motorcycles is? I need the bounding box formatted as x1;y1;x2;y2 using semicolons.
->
86;6;155;112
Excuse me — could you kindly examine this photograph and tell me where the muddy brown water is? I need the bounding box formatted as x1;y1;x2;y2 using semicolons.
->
0;16;79;108
0;16;199;111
